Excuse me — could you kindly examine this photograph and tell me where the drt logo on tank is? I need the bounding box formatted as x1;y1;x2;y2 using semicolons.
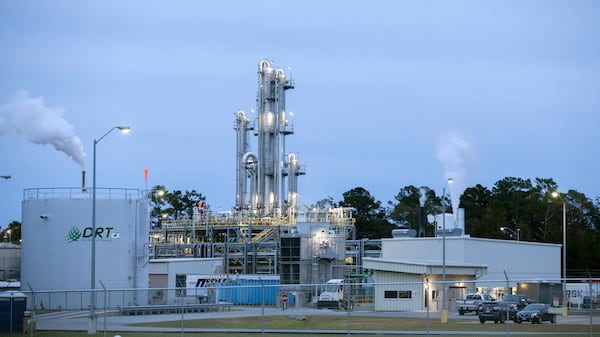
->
65;226;118;243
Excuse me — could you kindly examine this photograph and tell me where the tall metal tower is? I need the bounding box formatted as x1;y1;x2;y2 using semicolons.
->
234;59;304;217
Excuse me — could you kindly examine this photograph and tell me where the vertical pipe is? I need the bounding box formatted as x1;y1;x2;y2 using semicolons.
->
89;139;97;334
441;177;452;324
419;207;424;237
260;277;265;336
441;186;447;323
562;200;567;316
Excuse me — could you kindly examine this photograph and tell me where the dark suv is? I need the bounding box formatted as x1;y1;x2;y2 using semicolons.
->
478;301;516;323
515;303;556;324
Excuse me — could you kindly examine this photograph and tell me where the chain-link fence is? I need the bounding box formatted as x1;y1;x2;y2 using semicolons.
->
20;277;600;313
10;277;599;336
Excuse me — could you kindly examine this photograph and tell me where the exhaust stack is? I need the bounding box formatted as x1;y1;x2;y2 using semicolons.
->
81;170;86;192
419;206;425;237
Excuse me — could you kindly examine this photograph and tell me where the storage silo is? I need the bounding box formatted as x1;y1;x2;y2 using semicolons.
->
20;188;149;309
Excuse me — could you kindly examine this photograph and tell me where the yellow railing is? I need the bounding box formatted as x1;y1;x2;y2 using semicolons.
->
253;228;276;242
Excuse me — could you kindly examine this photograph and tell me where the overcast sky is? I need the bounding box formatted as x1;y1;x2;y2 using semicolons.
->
1;1;599;227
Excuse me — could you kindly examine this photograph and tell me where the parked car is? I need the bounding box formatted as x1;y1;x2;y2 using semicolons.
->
456;293;494;315
478;301;517;323
503;294;532;310
478;301;504;323
497;301;519;321
515;303;556;324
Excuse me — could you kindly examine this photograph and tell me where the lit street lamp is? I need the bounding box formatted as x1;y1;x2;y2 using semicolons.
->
1;175;12;242
551;191;568;317
441;177;453;323
3;229;11;243
89;126;130;334
500;227;520;241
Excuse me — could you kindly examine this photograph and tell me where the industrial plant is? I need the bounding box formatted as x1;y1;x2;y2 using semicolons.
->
18;59;374;310
147;59;364;284
16;59;565;317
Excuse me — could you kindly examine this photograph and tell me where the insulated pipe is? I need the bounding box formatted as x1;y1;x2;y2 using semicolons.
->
255;61;271;214
287;153;299;219
235;110;250;210
259;59;271;71
242;152;258;210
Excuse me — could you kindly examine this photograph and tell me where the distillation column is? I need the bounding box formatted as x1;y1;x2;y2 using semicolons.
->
286;153;305;219
254;59;295;216
234;110;254;210
235;60;301;216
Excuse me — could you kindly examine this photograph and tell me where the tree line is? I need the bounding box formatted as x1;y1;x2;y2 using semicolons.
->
3;176;598;277
319;177;600;278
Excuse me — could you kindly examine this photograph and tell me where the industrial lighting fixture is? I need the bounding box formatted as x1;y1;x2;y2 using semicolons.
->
551;191;568;317
500;227;520;241
3;229;11;242
441;177;453;324
89;126;130;334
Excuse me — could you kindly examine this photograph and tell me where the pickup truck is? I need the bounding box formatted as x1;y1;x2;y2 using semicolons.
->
456;293;494;315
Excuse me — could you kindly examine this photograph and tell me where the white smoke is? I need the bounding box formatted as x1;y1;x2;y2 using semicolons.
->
0;90;86;168
436;131;471;218
419;187;427;207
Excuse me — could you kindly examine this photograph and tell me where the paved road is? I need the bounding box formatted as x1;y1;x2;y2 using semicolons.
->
32;306;598;335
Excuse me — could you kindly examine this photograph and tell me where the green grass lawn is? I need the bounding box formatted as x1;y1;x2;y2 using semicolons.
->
133;314;595;332
4;315;596;337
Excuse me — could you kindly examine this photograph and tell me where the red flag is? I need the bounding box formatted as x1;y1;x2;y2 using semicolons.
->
144;167;149;181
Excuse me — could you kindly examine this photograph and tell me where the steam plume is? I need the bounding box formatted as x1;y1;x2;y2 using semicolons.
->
0;90;86;168
419;187;427;207
436;131;471;217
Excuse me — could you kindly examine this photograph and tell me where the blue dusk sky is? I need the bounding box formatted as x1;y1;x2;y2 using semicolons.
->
0;1;599;227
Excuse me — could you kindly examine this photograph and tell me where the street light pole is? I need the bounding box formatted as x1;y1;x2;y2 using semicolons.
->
500;227;520;241
1;176;12;243
551;191;568;317
441;177;453;324
562;199;566;316
88;126;130;334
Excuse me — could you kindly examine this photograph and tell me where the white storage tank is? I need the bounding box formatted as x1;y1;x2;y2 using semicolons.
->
20;188;149;308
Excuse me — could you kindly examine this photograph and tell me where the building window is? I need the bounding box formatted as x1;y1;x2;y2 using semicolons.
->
175;274;186;297
280;237;301;284
384;290;398;299
384;290;413;299
398;291;412;299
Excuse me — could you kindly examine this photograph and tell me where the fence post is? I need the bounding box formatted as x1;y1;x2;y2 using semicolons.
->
503;270;510;336
26;282;36;337
424;277;430;336
260;277;265;336
180;289;184;337
99;281;107;337
587;270;593;337
346;280;351;336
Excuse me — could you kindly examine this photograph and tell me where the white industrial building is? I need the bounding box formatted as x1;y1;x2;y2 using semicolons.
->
0;242;20;281
148;258;223;305
364;236;561;312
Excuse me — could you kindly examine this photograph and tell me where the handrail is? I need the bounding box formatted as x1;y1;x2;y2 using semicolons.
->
23;187;141;201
